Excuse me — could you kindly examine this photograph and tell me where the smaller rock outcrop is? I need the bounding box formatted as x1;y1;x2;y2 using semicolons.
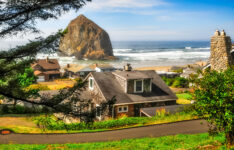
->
59;15;115;60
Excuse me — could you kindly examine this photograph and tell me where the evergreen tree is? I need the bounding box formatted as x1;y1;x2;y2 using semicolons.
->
0;0;116;122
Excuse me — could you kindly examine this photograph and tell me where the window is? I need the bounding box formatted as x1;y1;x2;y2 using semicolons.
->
118;106;128;113
96;106;101;117
134;80;143;93
89;77;94;90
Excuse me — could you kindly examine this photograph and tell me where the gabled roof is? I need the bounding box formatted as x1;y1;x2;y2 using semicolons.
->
86;70;177;105
113;71;153;80
33;59;60;70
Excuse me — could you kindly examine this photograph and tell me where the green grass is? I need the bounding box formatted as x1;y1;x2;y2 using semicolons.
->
0;133;231;150
176;93;193;104
176;93;193;100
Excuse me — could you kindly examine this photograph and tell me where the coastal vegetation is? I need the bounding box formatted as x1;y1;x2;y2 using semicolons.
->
33;109;196;132
162;76;189;88
0;133;229;150
0;109;196;134
192;68;234;145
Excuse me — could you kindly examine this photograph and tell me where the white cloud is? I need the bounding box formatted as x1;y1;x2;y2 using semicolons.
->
87;0;165;9
82;0;167;13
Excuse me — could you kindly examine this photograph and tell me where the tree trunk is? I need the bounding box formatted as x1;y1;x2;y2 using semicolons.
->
226;131;234;146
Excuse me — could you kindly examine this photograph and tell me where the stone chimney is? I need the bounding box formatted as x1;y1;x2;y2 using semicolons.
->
210;30;233;71
124;63;132;71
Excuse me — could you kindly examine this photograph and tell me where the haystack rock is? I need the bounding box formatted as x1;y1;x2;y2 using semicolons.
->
59;15;115;60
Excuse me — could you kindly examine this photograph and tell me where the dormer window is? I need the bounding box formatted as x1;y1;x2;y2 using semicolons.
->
89;77;94;90
134;79;143;93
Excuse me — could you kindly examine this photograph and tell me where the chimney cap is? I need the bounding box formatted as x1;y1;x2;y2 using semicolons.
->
221;30;226;36
214;30;220;36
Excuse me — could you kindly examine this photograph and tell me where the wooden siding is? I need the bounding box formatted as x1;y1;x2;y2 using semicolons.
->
115;104;134;117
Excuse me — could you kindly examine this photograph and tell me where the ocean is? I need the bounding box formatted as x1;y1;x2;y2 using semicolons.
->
1;41;210;68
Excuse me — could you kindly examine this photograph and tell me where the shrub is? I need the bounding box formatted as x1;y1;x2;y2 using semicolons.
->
2;105;9;114
172;77;189;88
162;77;189;88
162;77;174;86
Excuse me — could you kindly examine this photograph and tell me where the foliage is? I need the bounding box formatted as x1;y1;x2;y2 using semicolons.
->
162;76;189;88
176;93;192;100
192;68;234;145
0;0;117;122
18;68;37;87
0;0;91;37
0;133;229;150
34;111;195;131
172;77;189;88
0;105;52;115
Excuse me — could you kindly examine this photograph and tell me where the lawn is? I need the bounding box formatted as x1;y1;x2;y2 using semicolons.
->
27;79;76;90
0;133;231;150
176;93;193;104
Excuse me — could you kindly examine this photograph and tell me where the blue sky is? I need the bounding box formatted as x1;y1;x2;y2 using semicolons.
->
5;0;234;41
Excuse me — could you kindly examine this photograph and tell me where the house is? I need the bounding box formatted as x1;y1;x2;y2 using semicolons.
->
90;63;116;72
84;64;177;120
31;57;61;82
180;67;197;79
64;64;95;78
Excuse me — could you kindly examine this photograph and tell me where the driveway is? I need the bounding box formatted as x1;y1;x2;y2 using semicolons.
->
0;119;208;144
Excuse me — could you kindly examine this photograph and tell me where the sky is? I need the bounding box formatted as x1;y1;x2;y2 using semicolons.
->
1;0;234;42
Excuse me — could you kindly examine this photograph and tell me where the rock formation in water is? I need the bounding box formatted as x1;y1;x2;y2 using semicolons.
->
59;15;115;60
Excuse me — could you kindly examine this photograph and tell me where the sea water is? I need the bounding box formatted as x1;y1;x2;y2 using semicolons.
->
0;41;210;68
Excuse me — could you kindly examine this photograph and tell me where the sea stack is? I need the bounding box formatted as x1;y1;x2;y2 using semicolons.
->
210;30;233;71
59;15;115;60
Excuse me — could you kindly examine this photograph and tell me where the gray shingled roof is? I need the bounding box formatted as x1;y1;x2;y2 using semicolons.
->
88;70;177;105
113;71;153;80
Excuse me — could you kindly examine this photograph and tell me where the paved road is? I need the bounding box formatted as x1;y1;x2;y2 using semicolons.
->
0;119;208;144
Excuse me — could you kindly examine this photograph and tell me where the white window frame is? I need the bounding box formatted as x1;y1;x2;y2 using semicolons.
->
134;79;144;93
150;79;152;92
89;77;94;90
117;106;128;113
